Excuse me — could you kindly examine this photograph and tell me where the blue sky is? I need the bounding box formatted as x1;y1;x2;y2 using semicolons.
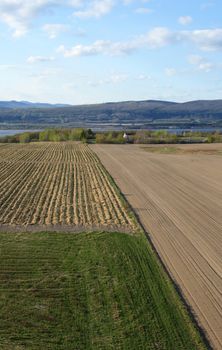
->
0;0;221;104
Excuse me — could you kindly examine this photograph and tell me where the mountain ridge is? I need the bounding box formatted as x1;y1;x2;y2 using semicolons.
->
0;99;222;128
0;100;71;109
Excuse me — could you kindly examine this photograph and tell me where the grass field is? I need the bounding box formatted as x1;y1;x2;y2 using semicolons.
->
141;144;222;155
0;231;206;350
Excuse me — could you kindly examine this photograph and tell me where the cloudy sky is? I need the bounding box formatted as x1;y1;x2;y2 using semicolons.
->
0;0;221;104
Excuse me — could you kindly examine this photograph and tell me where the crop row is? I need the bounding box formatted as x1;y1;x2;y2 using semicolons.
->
0;142;135;231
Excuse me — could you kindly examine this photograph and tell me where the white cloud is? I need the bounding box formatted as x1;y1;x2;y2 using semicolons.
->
0;0;113;36
187;54;213;72
73;0;114;18
57;39;137;56
123;0;151;4
0;0;61;37
87;73;128;87
165;67;177;77
58;27;222;58
178;16;193;26
198;62;213;72
0;64;17;70
122;0;133;4
42;23;69;39
107;73;128;83
68;0;84;6
74;27;86;36
27;56;55;63
188;54;203;65
140;27;222;52
57;40;109;56
142;27;176;48
186;29;222;51
142;28;222;51
57;27;177;58
108;41;138;54
201;1;215;10
136;74;151;80
135;7;153;14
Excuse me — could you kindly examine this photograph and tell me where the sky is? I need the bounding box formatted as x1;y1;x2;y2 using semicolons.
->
0;0;221;104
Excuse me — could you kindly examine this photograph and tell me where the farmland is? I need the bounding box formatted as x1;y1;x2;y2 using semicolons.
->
0;141;208;349
93;143;222;350
0;142;135;232
0;231;206;350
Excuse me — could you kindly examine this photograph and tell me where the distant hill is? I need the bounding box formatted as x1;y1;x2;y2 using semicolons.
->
0;100;71;109
0;99;222;129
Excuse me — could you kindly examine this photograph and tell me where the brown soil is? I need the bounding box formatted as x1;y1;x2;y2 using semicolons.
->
0;224;134;234
92;143;222;350
0;142;136;232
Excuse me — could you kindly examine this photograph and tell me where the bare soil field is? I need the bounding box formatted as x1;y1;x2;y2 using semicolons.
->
92;143;222;350
0;143;136;232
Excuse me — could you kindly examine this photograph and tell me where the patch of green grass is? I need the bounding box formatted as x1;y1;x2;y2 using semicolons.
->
0;232;206;349
142;146;222;156
141;146;178;154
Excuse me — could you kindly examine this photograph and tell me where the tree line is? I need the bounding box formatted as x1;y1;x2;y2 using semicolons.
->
95;130;222;144
1;128;222;144
0;128;94;143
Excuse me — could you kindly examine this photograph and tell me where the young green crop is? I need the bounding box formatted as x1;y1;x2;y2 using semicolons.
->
0;232;207;350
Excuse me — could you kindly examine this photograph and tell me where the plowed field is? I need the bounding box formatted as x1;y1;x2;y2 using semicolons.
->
92;143;222;350
0;143;135;232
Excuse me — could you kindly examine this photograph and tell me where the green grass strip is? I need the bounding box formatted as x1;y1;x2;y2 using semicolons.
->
0;232;207;350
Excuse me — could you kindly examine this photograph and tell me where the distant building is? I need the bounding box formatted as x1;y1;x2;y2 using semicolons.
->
123;132;135;143
123;132;129;141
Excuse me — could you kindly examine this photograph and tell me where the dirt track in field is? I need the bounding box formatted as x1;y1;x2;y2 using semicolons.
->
92;143;222;350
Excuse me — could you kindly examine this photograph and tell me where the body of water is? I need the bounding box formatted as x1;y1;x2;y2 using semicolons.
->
162;127;222;134
92;126;222;133
0;130;40;138
0;127;222;138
